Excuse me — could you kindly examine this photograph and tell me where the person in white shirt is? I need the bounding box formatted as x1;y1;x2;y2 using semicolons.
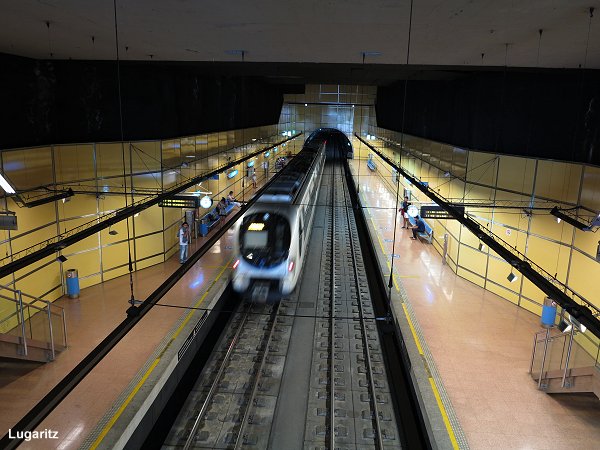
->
178;222;190;263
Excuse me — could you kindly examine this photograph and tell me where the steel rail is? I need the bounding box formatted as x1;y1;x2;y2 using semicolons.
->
234;302;282;449
328;160;337;450
182;304;253;450
339;160;384;448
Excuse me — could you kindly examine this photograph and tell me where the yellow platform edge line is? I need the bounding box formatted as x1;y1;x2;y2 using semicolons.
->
402;304;459;450
90;259;231;449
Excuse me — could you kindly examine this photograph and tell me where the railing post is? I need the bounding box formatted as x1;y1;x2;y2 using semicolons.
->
561;327;575;388
16;290;28;357
62;309;68;348
529;332;539;374
46;302;55;361
538;328;550;389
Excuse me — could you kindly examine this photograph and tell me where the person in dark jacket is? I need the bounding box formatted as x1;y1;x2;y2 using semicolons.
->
410;215;425;240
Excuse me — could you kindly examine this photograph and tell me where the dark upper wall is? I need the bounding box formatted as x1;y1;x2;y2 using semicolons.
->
0;54;285;149
376;70;600;166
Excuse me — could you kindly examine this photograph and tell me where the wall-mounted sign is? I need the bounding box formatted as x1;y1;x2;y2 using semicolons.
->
227;169;239;179
210;174;219;180
506;228;512;236
264;151;270;158
247;160;255;168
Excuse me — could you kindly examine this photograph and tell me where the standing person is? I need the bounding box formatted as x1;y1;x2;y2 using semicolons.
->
178;221;190;263
251;168;257;188
410;215;425;240
400;196;410;228
262;160;269;178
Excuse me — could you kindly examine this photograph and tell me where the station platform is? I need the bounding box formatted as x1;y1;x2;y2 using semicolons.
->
1;158;599;449
349;158;600;449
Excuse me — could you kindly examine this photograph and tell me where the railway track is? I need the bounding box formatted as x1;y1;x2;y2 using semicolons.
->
164;158;402;449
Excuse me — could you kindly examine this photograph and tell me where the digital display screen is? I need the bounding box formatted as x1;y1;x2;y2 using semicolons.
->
244;231;268;248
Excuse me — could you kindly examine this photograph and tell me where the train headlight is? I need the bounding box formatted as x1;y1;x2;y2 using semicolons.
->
233;259;240;269
288;260;295;272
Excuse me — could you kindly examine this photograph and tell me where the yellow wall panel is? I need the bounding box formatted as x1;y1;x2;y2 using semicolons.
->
457;266;485;288
529;213;574;244
535;160;581;204
465;151;498;185
15;260;61;299
61;250;101;279
525;235;570;284
130;141;161;173
458;243;487;276
55;144;95;182
486;282;519;305
573;227;599;257
10;224;56;254
567;251;600;311
497;155;535;193
134;204;164;236
102;265;129;281
97;195;126;213
79;274;101;290
136;254;164;270
96;143;124;178
135;234;164;260
580;166;600;211
486;256;519;295
59;195;98;219
520;296;542;316
64;232;99;256
2;146;54;190
520;278;547;307
101;241;130;270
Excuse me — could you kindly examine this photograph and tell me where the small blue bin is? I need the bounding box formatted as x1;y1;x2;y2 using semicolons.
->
66;269;80;298
200;223;209;237
541;297;556;328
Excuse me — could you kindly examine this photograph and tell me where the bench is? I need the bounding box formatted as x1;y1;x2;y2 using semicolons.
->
367;159;377;171
408;216;433;244
198;208;220;236
220;202;235;216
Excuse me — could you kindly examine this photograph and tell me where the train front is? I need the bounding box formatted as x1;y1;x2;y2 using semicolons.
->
231;209;295;301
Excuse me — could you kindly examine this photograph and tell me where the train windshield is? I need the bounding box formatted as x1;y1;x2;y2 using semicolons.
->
240;212;291;268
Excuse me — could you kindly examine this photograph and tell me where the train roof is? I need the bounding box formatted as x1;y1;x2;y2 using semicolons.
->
259;131;326;204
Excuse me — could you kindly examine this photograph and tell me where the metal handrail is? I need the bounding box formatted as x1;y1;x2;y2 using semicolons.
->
0;287;67;358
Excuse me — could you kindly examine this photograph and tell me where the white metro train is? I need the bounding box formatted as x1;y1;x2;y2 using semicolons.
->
231;129;331;299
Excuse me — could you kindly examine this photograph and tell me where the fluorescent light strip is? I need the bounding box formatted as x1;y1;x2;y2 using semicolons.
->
0;174;15;194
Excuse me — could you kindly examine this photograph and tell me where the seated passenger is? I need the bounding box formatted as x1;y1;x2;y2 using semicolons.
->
217;197;228;215
227;191;241;207
410;215;426;240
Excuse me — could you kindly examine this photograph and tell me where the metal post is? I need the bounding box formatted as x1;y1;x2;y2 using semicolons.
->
538;328;550;388
62;309;68;347
442;233;449;265
47;302;56;360
561;327;575;388
529;332;539;374
16;290;27;357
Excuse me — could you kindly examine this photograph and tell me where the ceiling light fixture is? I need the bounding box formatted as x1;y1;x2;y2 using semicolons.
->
507;272;518;283
0;173;16;194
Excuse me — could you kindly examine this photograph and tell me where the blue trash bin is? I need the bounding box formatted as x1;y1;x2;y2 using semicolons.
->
541;297;556;328
66;269;80;298
200;222;209;237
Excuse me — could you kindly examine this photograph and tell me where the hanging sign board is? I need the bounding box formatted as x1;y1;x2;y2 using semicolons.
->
420;205;464;219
